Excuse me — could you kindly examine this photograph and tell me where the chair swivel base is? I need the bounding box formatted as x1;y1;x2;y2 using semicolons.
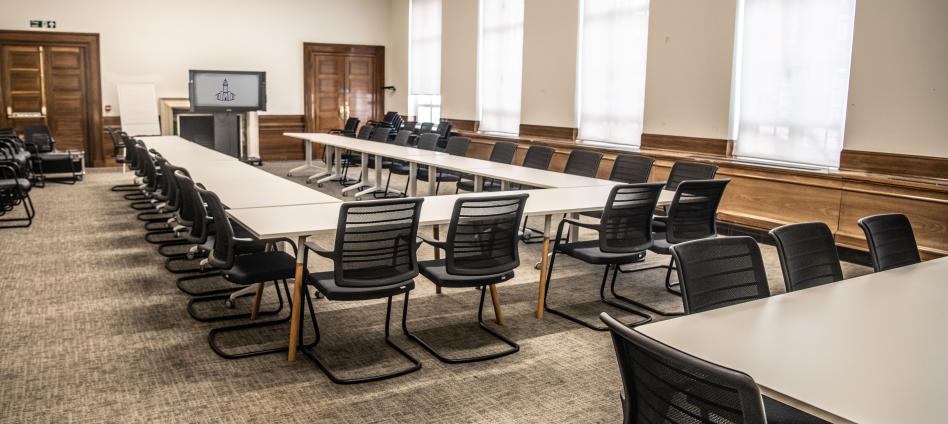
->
302;292;422;385
543;263;652;331
404;288;519;363
189;280;286;323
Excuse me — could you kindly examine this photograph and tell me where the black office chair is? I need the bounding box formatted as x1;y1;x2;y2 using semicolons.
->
563;150;603;177
543;183;664;330
170;171;226;296
0;159;35;229
384;133;441;195
402;121;417;132
435;121;454;149
600;312;827;424
418;136;470;194
665;161;718;191
329;117;360;137
23;124;82;186
418;122;434;134
857;213;921;272
582;154;655;220
408;194;528;362
194;187;303;358
620;179;730;316
514;145;556;242
369;126;392;143
122;139;151;201
456;141;518;193
339;124;377;185
301;198;424;384
769;222;843;292
671;236;770;314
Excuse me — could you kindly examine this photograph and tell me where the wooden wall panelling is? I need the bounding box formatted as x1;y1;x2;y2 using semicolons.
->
840;149;948;180
641;133;733;157
519;124;577;140
258;114;306;161
447;119;477;131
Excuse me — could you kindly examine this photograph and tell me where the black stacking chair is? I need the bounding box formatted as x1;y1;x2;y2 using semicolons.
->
339;124;377;185
563;150;603;177
329;117;360;137
403;121;417;132
368;111;403;139
671;236;770;314
149;161;196;253
384;133;441;195
106;128;140;192
581;154;655;221
370;126;392;143
301;198;424;384
170;171;226;296
770;222;843;292
516;146;559;242
857;213;921;272
119;139;149;200
621;179;730;315
600;312;826;424
456;141;518;193
418;122;434;134
23;124;82;186
0;159;34;228
194;187;302;358
665;161;718;191
419;136;470;194
408;194;528;362
435;121;454;149
543;184;665;330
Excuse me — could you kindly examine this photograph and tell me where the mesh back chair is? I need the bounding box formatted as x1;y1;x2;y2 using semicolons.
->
600;312;770;424
195;187;303;359
170;171;227;297
418;122;434;134
769;222;843;292
329;117;360;137
517;146;559;242
409;194;528;363
543;184;665;330
375;130;416;198
370;126;392;143
665;161;719;191
582;155;655;220
403;121;417;132
435;121;454;149
857;213;921;272
456;141;518;193
0;160;34;229
420;136;470;194
384;133;442;195
624;179;730;315
671;236;770;314
301;198;424;384
340;124;377;185
563;150;603;178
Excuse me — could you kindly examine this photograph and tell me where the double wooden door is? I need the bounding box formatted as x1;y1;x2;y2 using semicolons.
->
304;43;384;157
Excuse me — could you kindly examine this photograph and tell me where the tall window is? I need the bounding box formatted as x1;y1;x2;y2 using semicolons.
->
577;0;651;146
731;0;856;167
478;0;524;135
410;0;442;123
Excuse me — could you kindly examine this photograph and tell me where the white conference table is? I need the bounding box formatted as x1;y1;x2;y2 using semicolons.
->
637;257;948;424
228;186;675;362
140;136;238;163
284;133;616;199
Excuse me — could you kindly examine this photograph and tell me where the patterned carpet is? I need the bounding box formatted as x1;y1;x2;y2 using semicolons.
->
0;162;871;423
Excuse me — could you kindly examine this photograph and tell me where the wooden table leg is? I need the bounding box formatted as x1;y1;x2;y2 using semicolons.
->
535;215;553;319
434;225;442;294
287;236;307;362
250;283;265;320
489;284;505;326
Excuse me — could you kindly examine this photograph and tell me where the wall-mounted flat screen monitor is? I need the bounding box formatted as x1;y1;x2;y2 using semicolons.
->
188;70;266;112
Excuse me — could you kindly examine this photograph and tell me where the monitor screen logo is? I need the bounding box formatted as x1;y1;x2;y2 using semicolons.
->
216;79;236;102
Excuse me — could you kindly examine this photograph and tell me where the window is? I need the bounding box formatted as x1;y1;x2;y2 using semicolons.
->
478;0;524;135
577;0;651;146
409;0;442;123
730;0;857;167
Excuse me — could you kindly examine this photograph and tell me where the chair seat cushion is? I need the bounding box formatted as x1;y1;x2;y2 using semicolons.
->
222;251;297;285
649;232;717;255
418;259;514;288
306;272;414;301
556;240;646;265
388;162;412;175
0;178;31;193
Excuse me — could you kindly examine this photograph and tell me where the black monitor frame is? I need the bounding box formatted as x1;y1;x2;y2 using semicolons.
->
188;69;267;113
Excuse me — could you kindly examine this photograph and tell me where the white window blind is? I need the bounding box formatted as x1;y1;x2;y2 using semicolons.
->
410;0;442;96
731;0;856;167
577;0;651;146
478;0;524;135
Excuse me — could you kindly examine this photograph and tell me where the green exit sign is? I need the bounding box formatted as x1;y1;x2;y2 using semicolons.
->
29;20;56;29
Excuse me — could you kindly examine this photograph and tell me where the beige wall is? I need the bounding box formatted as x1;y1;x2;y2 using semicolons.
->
520;0;580;128
388;0;411;115
843;0;948;157
0;0;403;116
440;0;479;121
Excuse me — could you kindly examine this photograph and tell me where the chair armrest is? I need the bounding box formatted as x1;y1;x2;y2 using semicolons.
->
304;240;335;259
562;218;601;231
261;237;299;254
417;234;447;250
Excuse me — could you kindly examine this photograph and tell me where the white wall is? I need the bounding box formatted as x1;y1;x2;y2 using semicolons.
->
0;0;404;116
843;0;948;157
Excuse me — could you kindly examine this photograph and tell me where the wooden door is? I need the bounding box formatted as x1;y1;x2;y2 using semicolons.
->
304;43;385;149
0;30;103;166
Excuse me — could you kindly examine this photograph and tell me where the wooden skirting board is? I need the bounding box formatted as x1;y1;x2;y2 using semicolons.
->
258;114;307;160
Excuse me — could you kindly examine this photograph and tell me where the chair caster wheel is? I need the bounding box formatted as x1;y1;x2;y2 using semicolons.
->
534;261;541;270
316;183;323;188
224;299;235;309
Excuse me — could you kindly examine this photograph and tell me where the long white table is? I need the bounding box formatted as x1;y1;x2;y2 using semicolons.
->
637;257;948;424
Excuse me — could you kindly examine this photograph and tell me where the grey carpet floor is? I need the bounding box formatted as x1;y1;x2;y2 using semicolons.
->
0;162;871;423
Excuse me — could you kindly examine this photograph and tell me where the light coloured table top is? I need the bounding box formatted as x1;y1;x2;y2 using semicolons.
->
285;132;618;189
228;187;674;239
637;257;948;424
139;136;238;163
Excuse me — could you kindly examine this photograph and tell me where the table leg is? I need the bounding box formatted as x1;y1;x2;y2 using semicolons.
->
474;175;483;193
355;154;387;199
341;152;369;194
501;180;511;191
569;212;580;241
287;235;308;362
434;225;442;295
489;285;505;326
408;162;418;197
250;283;265;320
289;140;322;176
535;215;553;319
312;146;341;184
428;166;439;196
